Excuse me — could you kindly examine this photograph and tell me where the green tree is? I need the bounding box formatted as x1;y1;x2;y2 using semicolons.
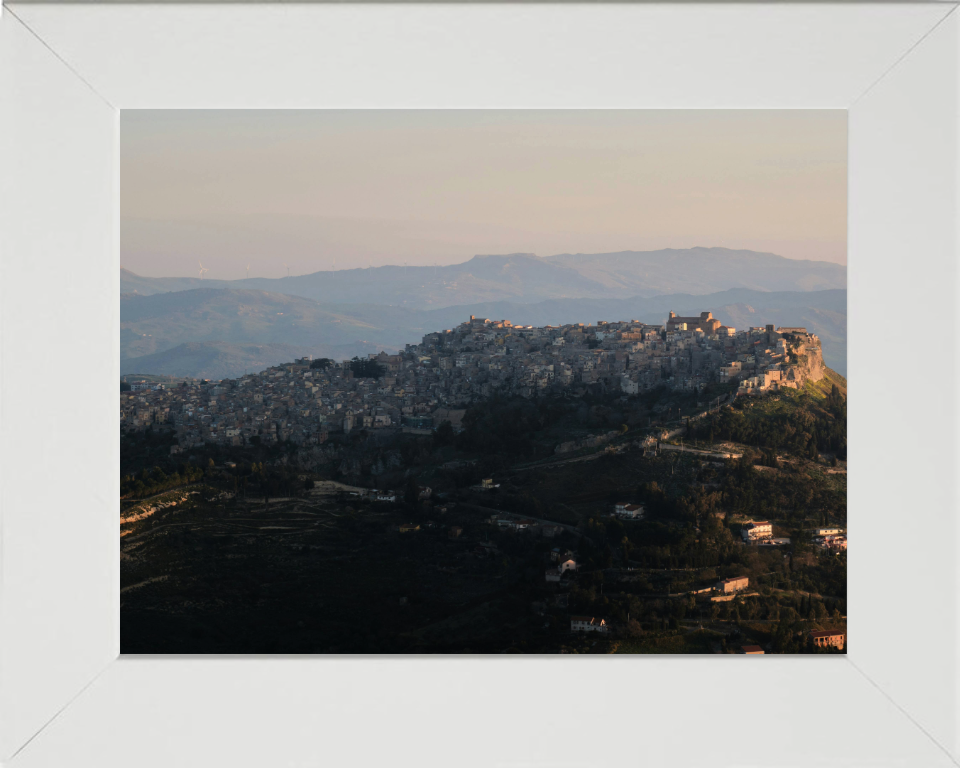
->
434;420;454;446
621;619;644;638
404;477;420;505
349;357;385;378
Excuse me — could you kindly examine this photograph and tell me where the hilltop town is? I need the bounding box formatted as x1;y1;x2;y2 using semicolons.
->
121;310;846;655
121;311;826;451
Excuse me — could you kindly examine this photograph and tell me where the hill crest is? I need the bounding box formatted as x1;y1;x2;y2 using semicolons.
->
121;247;845;306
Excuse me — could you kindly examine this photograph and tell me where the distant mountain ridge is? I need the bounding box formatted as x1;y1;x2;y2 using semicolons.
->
121;286;846;379
547;247;846;295
121;247;846;308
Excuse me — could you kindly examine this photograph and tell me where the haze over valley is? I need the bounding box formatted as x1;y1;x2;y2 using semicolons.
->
121;248;847;380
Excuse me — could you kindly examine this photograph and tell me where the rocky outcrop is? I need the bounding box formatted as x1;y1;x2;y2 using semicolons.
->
784;341;825;387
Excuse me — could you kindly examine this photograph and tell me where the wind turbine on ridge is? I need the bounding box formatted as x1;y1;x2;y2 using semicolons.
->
284;263;290;278
198;261;209;280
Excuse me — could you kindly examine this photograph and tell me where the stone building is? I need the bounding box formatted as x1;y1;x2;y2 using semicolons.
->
716;576;750;594
809;630;845;649
666;311;722;335
741;520;773;542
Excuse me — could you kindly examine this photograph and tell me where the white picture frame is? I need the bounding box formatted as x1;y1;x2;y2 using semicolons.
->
1;3;958;766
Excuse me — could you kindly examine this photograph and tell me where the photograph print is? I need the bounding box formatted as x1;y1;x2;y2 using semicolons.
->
120;110;847;654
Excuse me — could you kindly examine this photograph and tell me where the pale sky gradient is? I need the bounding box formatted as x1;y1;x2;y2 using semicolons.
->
121;110;847;280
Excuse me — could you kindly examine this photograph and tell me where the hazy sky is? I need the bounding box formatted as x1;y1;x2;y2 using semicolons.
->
121;110;847;279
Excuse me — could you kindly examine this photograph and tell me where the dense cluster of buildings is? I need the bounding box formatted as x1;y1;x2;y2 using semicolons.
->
120;312;822;451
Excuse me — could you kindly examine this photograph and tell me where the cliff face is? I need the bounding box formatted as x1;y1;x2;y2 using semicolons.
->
798;344;825;383
783;339;825;387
